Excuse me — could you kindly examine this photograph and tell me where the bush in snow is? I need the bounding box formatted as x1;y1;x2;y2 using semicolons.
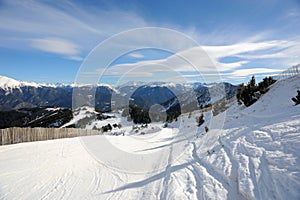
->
292;90;300;105
112;123;121;128
205;126;209;133
101;124;112;132
196;113;205;127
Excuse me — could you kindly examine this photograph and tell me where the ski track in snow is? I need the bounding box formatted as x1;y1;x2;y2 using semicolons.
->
0;75;300;199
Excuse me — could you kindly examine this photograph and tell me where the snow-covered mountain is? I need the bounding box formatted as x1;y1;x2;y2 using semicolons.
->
0;75;237;111
0;74;299;199
0;75;39;90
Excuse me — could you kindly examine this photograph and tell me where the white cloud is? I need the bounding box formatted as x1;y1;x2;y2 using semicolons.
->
215;61;249;72
1;0;300;82
31;37;81;60
202;40;290;60
285;9;300;18
89;38;300;84
128;53;144;58
229;68;283;77
67;55;84;61
0;0;148;59
102;39;297;74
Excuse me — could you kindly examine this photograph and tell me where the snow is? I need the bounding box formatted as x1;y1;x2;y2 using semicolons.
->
0;75;121;94
96;83;120;94
45;107;63;111
0;75;39;91
61;106;98;128
0;75;76;91
0;75;300;199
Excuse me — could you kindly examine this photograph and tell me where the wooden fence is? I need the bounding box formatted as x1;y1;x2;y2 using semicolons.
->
0;127;101;145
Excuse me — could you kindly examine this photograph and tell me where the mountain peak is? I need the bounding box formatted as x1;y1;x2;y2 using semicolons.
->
0;75;39;91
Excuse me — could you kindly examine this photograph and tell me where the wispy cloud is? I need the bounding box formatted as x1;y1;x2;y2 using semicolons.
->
92;38;299;83
228;68;282;78
128;53;145;58
31;37;82;60
202;40;290;60
285;8;300;18
0;0;148;60
65;55;84;62
0;0;300;84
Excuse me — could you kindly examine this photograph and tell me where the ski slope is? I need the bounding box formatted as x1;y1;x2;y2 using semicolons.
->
0;75;299;199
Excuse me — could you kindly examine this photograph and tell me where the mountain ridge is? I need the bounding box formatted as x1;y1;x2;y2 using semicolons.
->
0;75;237;111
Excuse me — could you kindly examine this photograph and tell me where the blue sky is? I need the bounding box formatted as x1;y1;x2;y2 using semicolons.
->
0;0;299;84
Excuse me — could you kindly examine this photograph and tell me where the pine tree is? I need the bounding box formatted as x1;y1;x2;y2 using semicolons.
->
197;113;205;127
249;75;256;88
236;76;258;107
236;83;245;104
129;104;151;124
258;77;276;94
236;76;276;107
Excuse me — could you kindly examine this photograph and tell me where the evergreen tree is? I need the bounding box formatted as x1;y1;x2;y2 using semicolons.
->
129;104;151;124
292;90;300;105
258;77;276;94
236;76;276;107
236;83;245;104
196;113;205;127
249;75;256;88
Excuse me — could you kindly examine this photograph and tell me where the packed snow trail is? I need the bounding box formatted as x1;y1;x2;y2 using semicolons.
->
0;75;300;199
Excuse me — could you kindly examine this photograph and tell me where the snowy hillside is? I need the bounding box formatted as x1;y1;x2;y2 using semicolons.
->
0;75;299;199
201;75;300;199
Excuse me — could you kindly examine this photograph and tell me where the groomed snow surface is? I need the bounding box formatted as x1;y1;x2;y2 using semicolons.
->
0;75;300;199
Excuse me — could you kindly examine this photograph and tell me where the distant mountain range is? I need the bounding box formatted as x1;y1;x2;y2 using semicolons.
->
0;75;238;112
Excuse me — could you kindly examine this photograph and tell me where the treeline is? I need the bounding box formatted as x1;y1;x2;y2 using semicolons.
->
123;103;181;124
0;107;72;129
129;104;151;124
237;76;276;107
